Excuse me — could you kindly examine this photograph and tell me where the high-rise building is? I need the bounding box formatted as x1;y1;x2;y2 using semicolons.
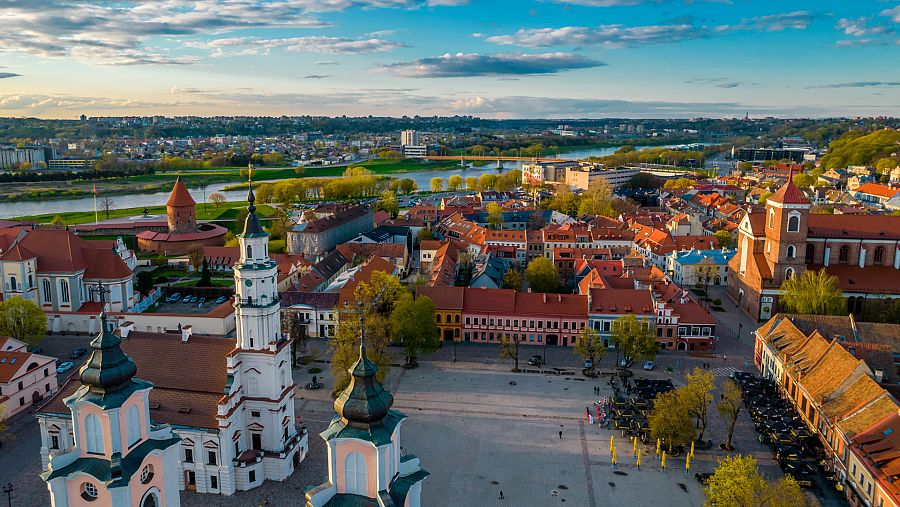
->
400;129;419;147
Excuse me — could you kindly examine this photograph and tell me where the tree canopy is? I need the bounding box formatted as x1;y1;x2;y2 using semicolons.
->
819;128;900;171
780;269;845;315
612;314;657;366
704;455;807;507
0;297;47;347
390;293;440;367
524;257;560;293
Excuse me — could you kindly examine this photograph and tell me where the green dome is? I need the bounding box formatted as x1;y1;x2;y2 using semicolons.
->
78;313;138;394
334;343;394;428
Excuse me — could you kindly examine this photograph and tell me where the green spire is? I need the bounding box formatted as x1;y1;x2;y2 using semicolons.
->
333;341;393;429
78;283;138;394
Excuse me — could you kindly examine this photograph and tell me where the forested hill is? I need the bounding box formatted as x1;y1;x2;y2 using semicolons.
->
819;128;900;172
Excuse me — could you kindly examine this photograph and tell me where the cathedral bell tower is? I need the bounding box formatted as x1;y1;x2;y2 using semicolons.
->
763;170;811;284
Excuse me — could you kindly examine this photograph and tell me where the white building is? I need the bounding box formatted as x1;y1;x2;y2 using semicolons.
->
37;190;308;499
400;130;419;147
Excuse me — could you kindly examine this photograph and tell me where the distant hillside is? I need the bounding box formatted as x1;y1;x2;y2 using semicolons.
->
820;128;900;172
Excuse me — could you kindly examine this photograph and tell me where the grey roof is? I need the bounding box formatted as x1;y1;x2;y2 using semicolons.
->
389;469;430;506
358;225;411;243
41;436;181;486
280;291;340;309
313;250;350;280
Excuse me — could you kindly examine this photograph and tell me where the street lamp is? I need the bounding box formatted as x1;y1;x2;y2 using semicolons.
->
3;482;12;507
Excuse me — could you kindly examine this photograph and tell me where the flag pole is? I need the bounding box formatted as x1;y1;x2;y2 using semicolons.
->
93;184;99;223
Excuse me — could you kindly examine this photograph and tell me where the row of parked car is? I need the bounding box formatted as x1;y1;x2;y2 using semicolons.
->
165;293;229;305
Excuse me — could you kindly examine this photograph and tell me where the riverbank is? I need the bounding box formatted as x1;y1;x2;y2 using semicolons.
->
13;200;278;226
0;158;461;203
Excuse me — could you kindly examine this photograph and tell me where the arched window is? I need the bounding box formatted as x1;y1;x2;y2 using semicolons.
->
839;245;850;263
455;314;460;323
42;279;51;302
60;279;70;303
141;491;158;507
85;414;104;454
27;274;32;288
126;405;141;447
9;276;16;292
787;213;800;232
435;313;442;323
805;244;815;263
786;245;795;259
785;267;795;280
246;245;252;259
768;209;775;229
874;246;885;265
344;452;368;496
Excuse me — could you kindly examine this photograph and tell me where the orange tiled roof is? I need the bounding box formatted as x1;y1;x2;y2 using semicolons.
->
166;177;196;207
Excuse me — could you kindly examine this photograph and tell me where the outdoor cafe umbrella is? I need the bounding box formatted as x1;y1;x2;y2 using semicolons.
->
636;448;642;470
661;450;667;469
656;438;661;457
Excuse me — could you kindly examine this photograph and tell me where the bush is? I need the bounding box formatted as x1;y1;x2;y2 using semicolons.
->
308;367;322;374
712;298;722;306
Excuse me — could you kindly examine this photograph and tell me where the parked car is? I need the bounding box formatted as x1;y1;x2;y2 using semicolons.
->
782;462;815;489
619;357;634;368
56;361;74;374
643;361;655;371
71;348;87;359
214;296;228;304
166;293;181;302
182;295;195;304
198;297;207;305
527;355;543;367
583;359;593;369
29;346;42;354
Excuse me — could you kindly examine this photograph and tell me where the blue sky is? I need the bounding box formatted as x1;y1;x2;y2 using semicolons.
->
0;0;898;119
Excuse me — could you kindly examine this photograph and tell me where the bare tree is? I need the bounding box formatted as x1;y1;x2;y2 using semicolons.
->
209;192;227;208
100;196;115;220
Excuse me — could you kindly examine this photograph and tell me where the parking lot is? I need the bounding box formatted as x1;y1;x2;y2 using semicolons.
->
153;293;231;314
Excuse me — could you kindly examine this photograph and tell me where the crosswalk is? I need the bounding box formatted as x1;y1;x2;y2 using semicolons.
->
710;366;737;378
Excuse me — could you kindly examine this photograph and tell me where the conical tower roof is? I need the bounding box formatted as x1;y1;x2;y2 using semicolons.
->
334;342;394;429
166;177;196;207
239;176;268;238
767;169;809;205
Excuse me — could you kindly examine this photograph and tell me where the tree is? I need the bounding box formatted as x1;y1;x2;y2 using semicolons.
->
188;247;204;270
499;334;522;371
447;175;463;191
199;258;212;286
19;161;32;171
525;257;559;293
390;293;440;368
663;177;697;189
544;185;579;217
574;327;605;376
578;180;615;217
330;305;390;395
694;261;719;298
738;161;753;172
430;177;444;193
717;380;744;451
398;178;417;194
502;269;521;291
714;230;733;249
479;173;497;190
376;190;400;219
682;367;715;441
136;271;155;295
704;455;808;507
465;176;478;191
486;202;503;229
268;207;292;240
417;228;435;241
50;215;65;227
209;192;226;207
780;269;845;315
99;196;115;220
612;314;656;370
649;389;695;452
0;297;47;348
792;173;815;189
281;310;308;366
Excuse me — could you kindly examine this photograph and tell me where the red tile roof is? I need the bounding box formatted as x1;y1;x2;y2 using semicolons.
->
416;286;465;310
166;177;196;207
808;214;900;240
0;228;133;279
588;288;654;315
854;183;900;199
767;177;808;205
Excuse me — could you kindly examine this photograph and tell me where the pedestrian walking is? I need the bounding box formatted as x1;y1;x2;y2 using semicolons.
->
559;430;563;439
499;490;504;500
723;354;727;362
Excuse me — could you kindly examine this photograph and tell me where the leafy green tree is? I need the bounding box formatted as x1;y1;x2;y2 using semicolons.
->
524;257;559;293
376;190;400;218
465;176;479;191
486;202;503;229
50;215;65;227
682;367;715;441
612;314;656;370
502;269;521;291
792;173;815;189
738;161;753;172
649;389;695;452
430;177;444;193
0;297;47;347
188;247;204;270
544;185;580;217
574;327;605;376
417;228;435;241
399;178;417;194
136;271;155;295
499;334;522;371
718;380;744;450
714;230;733;249
447;175;463;191
479;173;497;190
704;455;808;507
663;177;697;189
267;207;292;240
578;180;615;217
780;269;845;315
390;293;440;367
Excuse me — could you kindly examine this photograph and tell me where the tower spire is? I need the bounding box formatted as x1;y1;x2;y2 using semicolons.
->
239;163;266;238
78;281;138;394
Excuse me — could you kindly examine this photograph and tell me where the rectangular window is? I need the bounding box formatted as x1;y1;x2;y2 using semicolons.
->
185;448;193;463
251;410;260;418
19;397;24;406
490;318;495;326
210;476;218;490
50;435;59;450
249;470;257;483
207;451;217;465
44;368;48;377
45;384;50;392
464;332;470;341
505;319;510;326
514;320;519;327
17;381;22;390
465;317;470;325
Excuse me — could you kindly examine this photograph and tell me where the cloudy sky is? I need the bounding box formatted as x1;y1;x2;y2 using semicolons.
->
0;0;898;119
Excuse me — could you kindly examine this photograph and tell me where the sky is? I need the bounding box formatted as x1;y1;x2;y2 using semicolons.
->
0;0;899;119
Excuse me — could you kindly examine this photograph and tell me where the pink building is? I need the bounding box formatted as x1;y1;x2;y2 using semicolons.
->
0;336;58;420
461;288;589;347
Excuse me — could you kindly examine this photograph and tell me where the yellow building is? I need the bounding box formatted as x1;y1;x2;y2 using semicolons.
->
416;286;464;342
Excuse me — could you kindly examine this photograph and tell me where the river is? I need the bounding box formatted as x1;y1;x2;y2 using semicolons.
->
0;144;657;219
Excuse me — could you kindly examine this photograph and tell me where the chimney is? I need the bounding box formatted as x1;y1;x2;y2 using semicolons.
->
874;369;884;383
119;321;134;339
181;325;192;343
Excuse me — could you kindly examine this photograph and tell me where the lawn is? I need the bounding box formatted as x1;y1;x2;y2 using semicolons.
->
13;200;277;225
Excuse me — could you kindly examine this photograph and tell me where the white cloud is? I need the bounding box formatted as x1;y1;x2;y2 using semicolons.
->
200;36;406;57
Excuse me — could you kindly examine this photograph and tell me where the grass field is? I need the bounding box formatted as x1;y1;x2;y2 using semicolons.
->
14;200;277;225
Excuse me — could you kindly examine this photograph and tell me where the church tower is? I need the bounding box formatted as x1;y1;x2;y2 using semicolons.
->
763;171;811;284
228;181;305;488
166;177;197;234
305;342;428;507
41;285;182;506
